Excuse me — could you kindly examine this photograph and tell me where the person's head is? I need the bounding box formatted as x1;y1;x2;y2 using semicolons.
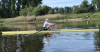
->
45;19;49;22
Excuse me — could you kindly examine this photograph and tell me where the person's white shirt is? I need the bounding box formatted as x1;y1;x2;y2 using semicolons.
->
43;21;54;27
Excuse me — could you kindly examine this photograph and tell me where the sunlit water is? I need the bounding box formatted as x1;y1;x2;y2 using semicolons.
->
0;20;100;52
43;32;96;52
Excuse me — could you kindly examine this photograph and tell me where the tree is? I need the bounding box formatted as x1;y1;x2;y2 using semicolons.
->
0;0;11;18
41;5;51;15
48;8;54;14
0;1;2;18
80;0;89;13
28;0;42;7
54;7;59;13
88;4;95;12
96;0;100;11
59;7;64;14
19;7;27;16
72;5;80;14
21;0;27;9
64;6;72;14
92;0;96;11
11;0;16;17
20;0;42;9
92;0;100;11
0;0;43;18
16;0;21;16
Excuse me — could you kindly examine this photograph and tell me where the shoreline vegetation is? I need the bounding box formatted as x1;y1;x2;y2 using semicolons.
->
0;12;100;24
0;0;100;24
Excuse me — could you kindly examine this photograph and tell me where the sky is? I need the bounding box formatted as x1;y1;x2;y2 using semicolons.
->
42;0;92;7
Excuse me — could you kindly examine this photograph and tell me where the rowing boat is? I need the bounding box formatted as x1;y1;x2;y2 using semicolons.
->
1;29;99;35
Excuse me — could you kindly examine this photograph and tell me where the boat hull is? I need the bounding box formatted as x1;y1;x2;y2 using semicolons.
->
1;29;99;35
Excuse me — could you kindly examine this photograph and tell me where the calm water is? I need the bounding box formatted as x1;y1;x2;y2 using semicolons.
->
0;20;100;52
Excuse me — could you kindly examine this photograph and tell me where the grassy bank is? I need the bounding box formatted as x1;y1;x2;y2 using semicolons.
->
65;12;94;19
0;12;100;24
3;14;64;23
90;12;100;18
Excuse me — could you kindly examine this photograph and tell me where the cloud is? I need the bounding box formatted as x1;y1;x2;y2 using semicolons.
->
42;0;74;4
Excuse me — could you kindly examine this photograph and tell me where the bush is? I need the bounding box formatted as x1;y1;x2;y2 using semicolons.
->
19;7;28;16
20;5;51;16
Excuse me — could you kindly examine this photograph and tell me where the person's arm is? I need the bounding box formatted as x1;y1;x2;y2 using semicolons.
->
46;22;55;25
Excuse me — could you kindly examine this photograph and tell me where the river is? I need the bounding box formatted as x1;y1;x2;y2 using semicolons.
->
0;20;100;52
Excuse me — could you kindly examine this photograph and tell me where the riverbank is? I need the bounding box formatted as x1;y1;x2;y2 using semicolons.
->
0;12;100;24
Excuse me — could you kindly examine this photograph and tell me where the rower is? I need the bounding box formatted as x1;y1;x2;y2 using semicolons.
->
43;19;55;30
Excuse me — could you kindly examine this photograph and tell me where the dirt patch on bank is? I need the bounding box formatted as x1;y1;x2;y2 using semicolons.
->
67;18;83;21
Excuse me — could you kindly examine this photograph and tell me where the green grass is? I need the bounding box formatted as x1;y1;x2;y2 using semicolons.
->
1;12;100;24
90;12;100;18
0;19;5;23
65;12;93;19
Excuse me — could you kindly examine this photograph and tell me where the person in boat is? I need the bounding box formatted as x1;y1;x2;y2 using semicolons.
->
43;19;55;30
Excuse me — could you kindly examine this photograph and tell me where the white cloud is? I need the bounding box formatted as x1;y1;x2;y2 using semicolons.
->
42;0;74;4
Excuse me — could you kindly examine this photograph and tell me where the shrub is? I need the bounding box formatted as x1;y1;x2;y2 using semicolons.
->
20;5;51;16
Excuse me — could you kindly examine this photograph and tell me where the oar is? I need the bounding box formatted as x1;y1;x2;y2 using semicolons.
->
33;29;44;35
33;25;55;34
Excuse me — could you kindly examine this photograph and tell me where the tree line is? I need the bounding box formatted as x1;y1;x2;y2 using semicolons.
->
0;0;100;18
0;0;42;18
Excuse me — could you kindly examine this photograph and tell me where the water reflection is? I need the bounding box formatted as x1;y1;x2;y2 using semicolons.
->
1;36;13;52
16;34;22;52
44;34;53;46
0;20;100;31
94;31;100;51
86;20;90;24
0;34;44;52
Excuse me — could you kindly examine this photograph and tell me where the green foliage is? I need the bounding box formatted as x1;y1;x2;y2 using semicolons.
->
0;16;1;18
92;0;100;11
92;0;96;11
90;12;100;18
0;0;11;18
11;0;16;17
72;5;80;14
42;5;51;15
48;10;54;14
54;7;59;13
20;5;51;16
0;19;4;23
65;12;93;19
0;0;98;18
19;7;27;16
0;0;42;18
88;4;95;12
96;0;100;11
80;0;89;13
16;0;21;16
32;5;42;16
72;0;95;14
27;6;34;16
64;6;72;14
59;7;64;14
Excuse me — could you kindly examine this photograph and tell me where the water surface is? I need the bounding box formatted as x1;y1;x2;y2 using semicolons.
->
0;20;100;52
